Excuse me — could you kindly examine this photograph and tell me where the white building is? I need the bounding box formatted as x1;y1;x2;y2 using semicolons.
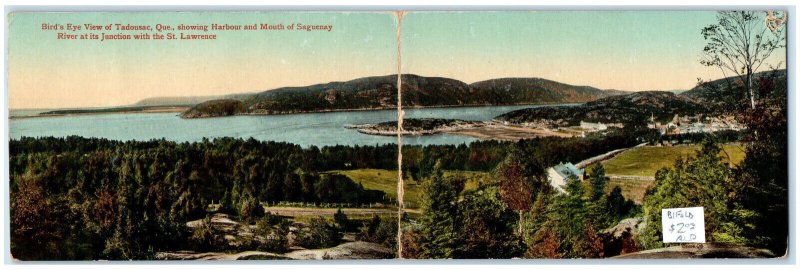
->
546;162;584;194
580;121;608;131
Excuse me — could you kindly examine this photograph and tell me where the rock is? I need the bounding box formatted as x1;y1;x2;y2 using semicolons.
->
613;243;777;259
603;217;643;238
156;250;287;260
601;217;644;257
284;241;394;260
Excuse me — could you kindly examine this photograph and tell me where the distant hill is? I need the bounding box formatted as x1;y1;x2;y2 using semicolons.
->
496;91;708;126
180;99;245;118
469;77;627;105
133;93;254;107
496;69;788;127
182;74;626;118
133;96;221;106
681;69;787;111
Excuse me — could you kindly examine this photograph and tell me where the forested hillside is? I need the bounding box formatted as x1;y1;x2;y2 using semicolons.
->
180;74;625;118
496;91;708;126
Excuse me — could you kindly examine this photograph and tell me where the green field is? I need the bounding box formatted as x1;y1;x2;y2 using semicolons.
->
329;169;493;209
606;178;654;204
601;144;746;177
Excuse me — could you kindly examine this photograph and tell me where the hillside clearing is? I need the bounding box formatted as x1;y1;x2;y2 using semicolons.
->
602;144;746;177
329;169;492;209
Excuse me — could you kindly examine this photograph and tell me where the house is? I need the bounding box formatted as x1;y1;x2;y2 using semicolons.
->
546;162;584;193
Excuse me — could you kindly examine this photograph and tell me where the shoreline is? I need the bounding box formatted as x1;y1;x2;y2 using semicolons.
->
350;121;577;140
180;102;582;119
12;102;581;120
10;106;190;120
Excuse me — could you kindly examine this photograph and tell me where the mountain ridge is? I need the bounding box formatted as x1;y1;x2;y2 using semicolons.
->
181;74;629;118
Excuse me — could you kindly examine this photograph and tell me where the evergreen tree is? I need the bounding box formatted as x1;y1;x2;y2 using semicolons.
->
455;186;524;258
333;208;350;231
587;164;608;202
419;161;464;258
640;140;756;249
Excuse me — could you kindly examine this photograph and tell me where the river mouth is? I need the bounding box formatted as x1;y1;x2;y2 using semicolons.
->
10;104;572;147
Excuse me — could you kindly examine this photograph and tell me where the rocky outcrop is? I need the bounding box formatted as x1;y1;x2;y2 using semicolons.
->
613;243;777;259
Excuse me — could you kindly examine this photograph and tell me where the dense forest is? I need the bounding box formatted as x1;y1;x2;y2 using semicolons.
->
9;125;647;260
9;137;399;259
496;91;709;126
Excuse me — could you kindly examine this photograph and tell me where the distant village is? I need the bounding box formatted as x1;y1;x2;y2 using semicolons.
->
573;114;745;135
646;114;746;135
544;114;746;193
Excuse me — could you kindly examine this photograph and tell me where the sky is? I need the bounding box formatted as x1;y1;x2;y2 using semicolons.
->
401;11;786;91
8;12;398;109
8;11;787;109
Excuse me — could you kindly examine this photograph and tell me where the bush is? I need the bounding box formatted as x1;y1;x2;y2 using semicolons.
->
357;215;397;249
333;209;350;231
189;216;225;252
257;229;289;253
254;214;289;253
294;218;341;249
240;197;265;224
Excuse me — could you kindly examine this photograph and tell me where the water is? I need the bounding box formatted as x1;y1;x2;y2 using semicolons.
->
9;105;564;147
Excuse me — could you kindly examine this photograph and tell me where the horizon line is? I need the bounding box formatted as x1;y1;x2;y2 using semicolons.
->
9;69;781;110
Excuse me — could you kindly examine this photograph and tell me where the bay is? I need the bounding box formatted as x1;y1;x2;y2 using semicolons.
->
10;104;567;147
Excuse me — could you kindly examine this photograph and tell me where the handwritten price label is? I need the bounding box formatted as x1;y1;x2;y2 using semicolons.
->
661;207;705;243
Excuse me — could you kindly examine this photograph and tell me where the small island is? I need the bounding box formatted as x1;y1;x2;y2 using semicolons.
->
346;118;484;136
347;118;576;140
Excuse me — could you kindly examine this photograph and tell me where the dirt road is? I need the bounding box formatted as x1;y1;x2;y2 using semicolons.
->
264;207;420;217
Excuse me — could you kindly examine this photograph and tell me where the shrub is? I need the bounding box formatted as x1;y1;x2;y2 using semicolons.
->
294;218;341;249
357;215;397;249
240;197;265;224
189;216;225;252
254;214;289;253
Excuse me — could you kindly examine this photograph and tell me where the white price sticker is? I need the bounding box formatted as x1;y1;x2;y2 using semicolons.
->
661;207;705;243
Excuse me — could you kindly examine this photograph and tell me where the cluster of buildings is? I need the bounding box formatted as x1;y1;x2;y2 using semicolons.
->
647;114;745;135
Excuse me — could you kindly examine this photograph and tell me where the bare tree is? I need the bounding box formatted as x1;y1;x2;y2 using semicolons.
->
700;11;786;109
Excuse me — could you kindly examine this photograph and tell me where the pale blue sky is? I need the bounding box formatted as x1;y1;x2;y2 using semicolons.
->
9;12;398;109
8;11;787;109
402;11;786;91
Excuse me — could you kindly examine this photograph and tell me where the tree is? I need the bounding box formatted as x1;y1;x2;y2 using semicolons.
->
526;227;561;258
333;208;350;230
700;11;786;109
585;164;612;228
572;223;604;258
419;161;464;258
498;155;533;235
551;179;592;257
587;164;608;202
640;140;756;249
456;187;524;259
294;217;341;249
239;196;265;224
10;173;70;260
735;70;788;254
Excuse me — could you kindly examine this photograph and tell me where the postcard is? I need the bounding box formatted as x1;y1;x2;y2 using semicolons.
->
5;10;789;261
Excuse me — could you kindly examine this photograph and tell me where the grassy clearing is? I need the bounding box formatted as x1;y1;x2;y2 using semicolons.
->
329;169;492;210
329;169;417;207
602;144;746;177
606;178;655;204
